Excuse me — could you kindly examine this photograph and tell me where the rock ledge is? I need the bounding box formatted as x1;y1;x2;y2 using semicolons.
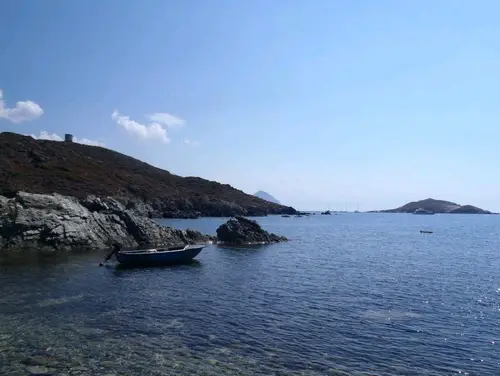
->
0;192;213;252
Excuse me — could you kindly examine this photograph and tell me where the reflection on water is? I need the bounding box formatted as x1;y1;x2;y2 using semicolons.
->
112;259;204;271
1;214;500;375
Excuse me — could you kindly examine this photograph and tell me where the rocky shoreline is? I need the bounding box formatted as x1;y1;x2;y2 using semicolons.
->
0;192;286;253
0;192;213;253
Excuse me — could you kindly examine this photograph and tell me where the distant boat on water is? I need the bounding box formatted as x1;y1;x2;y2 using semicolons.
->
413;208;435;215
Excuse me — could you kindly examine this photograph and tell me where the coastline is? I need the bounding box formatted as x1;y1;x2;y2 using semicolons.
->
0;191;213;253
0;191;288;253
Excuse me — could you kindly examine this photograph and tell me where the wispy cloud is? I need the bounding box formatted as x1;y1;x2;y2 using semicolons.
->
74;137;105;147
31;131;105;147
0;89;43;123
33;131;63;141
184;138;200;146
112;110;170;143
147;112;185;129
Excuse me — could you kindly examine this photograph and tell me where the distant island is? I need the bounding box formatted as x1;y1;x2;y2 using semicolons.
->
254;190;280;204
375;198;493;214
0;132;296;218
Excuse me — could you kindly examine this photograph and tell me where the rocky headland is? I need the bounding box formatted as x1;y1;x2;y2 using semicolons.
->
0;132;296;219
0;191;287;253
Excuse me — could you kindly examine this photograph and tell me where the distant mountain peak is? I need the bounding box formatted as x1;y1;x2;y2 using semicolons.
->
254;190;280;205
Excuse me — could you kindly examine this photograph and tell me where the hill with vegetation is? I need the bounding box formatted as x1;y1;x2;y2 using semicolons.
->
378;198;492;214
0;132;296;218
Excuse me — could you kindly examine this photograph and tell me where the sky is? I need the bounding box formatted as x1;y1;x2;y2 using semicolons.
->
1;0;500;211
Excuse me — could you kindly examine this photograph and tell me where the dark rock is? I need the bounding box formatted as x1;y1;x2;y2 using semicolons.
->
216;216;288;245
162;210;200;219
447;205;491;214
79;195;125;214
296;211;311;216
0;192;213;252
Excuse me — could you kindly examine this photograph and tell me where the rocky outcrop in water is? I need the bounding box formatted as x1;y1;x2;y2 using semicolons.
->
377;198;493;214
0;192;213;252
216;216;288;245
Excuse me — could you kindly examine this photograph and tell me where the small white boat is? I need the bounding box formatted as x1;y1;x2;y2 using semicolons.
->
413;208;435;215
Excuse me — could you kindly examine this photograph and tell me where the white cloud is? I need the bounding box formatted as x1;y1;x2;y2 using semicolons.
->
74;137;105;147
31;131;105;147
0;89;44;123
147;112;185;129
112;110;170;143
184;138;200;146
32;131;63;141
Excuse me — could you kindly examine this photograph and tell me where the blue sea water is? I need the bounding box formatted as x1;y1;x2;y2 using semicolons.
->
1;213;499;375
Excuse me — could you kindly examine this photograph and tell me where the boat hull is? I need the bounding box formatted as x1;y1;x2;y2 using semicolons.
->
116;245;205;266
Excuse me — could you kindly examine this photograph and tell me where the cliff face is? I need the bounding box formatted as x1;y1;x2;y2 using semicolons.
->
0;132;296;218
0;192;213;252
380;198;492;214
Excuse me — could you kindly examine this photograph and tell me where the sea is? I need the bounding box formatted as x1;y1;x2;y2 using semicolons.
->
0;213;499;376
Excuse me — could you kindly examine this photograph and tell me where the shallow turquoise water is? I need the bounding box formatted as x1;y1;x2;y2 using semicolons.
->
1;213;500;375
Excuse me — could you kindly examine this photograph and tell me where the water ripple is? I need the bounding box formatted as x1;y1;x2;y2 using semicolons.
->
1;214;500;375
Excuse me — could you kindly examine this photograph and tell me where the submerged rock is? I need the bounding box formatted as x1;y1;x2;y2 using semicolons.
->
216;216;288;245
25;365;56;375
0;192;213;252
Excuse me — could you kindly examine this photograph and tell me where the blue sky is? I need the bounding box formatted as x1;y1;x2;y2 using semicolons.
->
1;0;500;211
